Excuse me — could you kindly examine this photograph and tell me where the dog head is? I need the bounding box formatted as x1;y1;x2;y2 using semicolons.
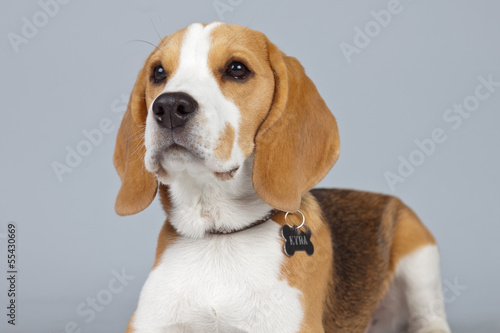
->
114;22;340;216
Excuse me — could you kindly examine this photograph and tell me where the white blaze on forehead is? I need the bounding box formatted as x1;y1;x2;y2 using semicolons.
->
159;22;243;163
176;22;219;72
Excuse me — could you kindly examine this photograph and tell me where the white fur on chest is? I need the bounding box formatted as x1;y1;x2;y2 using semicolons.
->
132;221;304;333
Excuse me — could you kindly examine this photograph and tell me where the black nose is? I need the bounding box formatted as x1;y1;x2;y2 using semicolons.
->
152;92;198;129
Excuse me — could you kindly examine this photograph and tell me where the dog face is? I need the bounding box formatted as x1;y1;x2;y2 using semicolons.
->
114;22;340;216
144;23;275;183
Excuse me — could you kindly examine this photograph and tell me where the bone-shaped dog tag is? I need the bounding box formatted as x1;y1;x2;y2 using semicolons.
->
281;225;314;257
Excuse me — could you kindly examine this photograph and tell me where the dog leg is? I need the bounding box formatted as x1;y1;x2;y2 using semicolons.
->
398;245;451;333
367;245;451;333
365;275;409;333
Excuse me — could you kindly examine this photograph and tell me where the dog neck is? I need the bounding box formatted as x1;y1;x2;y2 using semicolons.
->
163;157;273;239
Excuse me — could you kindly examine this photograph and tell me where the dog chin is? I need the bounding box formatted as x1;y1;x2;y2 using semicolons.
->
147;145;241;183
160;159;240;182
155;159;241;185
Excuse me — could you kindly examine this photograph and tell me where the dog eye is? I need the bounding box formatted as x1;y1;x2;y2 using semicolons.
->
152;65;167;84
224;61;250;80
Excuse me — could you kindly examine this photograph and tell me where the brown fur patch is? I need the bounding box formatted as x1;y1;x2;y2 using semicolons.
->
113;28;188;216
153;221;178;269
113;80;158;216
147;29;186;98
251;39;341;212
388;204;436;273
214;123;235;161
277;193;333;333
153;185;178;270
311;188;437;332
208;24;275;157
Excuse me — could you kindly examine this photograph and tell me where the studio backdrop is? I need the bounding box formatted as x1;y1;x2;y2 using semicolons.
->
1;0;499;332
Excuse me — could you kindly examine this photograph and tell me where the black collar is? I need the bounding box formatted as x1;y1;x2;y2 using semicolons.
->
209;209;280;235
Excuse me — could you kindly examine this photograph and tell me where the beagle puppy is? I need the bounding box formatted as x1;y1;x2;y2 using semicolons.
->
114;22;451;333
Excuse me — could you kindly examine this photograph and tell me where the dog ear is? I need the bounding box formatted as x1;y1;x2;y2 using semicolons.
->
253;41;341;212
113;62;159;216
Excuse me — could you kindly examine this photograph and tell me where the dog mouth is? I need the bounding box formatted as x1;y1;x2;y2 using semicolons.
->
166;143;197;156
150;144;240;181
214;166;240;180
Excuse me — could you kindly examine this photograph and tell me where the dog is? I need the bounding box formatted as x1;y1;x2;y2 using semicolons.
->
113;22;451;333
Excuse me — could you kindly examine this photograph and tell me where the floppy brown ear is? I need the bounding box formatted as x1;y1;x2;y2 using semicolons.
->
113;64;158;216
253;41;341;212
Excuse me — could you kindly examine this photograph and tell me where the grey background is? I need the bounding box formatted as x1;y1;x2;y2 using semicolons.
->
1;0;499;332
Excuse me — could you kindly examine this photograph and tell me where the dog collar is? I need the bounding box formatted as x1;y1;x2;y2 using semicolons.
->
209;209;280;235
